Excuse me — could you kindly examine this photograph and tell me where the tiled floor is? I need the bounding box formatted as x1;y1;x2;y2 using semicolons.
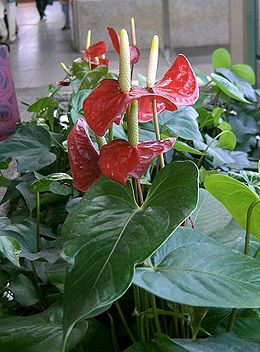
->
9;2;214;120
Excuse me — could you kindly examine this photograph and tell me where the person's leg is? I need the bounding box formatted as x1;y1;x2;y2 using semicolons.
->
6;1;16;42
61;3;70;29
0;0;8;40
35;0;44;19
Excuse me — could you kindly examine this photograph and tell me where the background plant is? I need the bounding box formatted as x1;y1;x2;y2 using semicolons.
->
0;22;259;352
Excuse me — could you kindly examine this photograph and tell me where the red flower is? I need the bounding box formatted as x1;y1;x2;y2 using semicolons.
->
68;118;175;191
83;55;198;136
82;41;109;68
107;27;140;64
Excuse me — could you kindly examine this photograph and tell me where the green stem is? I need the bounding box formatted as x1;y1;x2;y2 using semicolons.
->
179;304;186;338
253;245;260;258
152;99;165;169
109;125;113;142
133;285;141;340
31;262;47;309
108;313;120;352
244;199;260;256
226;308;238;332
36;192;40;252
197;130;230;167
140;314;146;342
149;293;161;334
115;301;136;344
173;302;179;337
226;198;260;332
96;135;107;150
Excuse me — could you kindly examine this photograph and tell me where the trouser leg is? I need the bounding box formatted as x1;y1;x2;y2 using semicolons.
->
0;0;8;39
62;4;70;27
6;1;16;41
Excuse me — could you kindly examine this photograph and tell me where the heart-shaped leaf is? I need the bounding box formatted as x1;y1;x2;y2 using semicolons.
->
211;73;249;103
193;189;244;248
231;64;256;85
212;48;232;69
0;124;56;172
62;161;198;341
0;305;87;352
154;333;260;352
204;174;260;240
161;107;202;141
134;228;260;308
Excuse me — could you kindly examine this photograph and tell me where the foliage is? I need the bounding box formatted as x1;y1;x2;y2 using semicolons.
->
0;23;259;352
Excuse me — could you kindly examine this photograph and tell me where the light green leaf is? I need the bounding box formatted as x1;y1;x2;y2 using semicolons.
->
212;48;232;69
204;174;260;240
217;131;236;150
211;73;249;103
231;64;256;85
0;124;56;172
134;228;260;308
62;161;198;340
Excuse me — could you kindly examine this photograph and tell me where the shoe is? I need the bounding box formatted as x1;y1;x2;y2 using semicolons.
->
61;25;70;30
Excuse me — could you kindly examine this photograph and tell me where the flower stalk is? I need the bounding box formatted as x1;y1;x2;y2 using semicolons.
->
127;100;139;147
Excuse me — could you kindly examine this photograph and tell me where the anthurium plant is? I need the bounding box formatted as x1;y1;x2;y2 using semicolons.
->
0;20;260;352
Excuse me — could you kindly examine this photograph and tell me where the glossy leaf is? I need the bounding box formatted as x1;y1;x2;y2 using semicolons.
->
161;107;202;141
193;189;245;247
217;131;236;150
154;333;260;352
174;141;205;155
212;48;232;69
0;216;20;266
204;174;260;240
0;124;56;172
134;227;260;308
28;173;72;194
211;73;249;103
231;64;256;85
62;161;198;340
10;274;39;307
0;305;87;352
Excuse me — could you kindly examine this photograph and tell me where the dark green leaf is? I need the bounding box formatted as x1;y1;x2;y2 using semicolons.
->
62;161;198;340
205;174;260;240
134;228;260;308
174;141;205;155
70;90;91;123
212;48;232;69
211;73;249;103
154;332;260;352
28;173;72;194
16;182;36;211
161;107;202;141
0;176;11;187
10;274;39;306
0;125;56;172
0;305;87;352
193;189;244;247
0;217;20;266
27;97;57;113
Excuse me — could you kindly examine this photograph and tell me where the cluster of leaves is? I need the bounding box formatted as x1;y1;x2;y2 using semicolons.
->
0;44;259;352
